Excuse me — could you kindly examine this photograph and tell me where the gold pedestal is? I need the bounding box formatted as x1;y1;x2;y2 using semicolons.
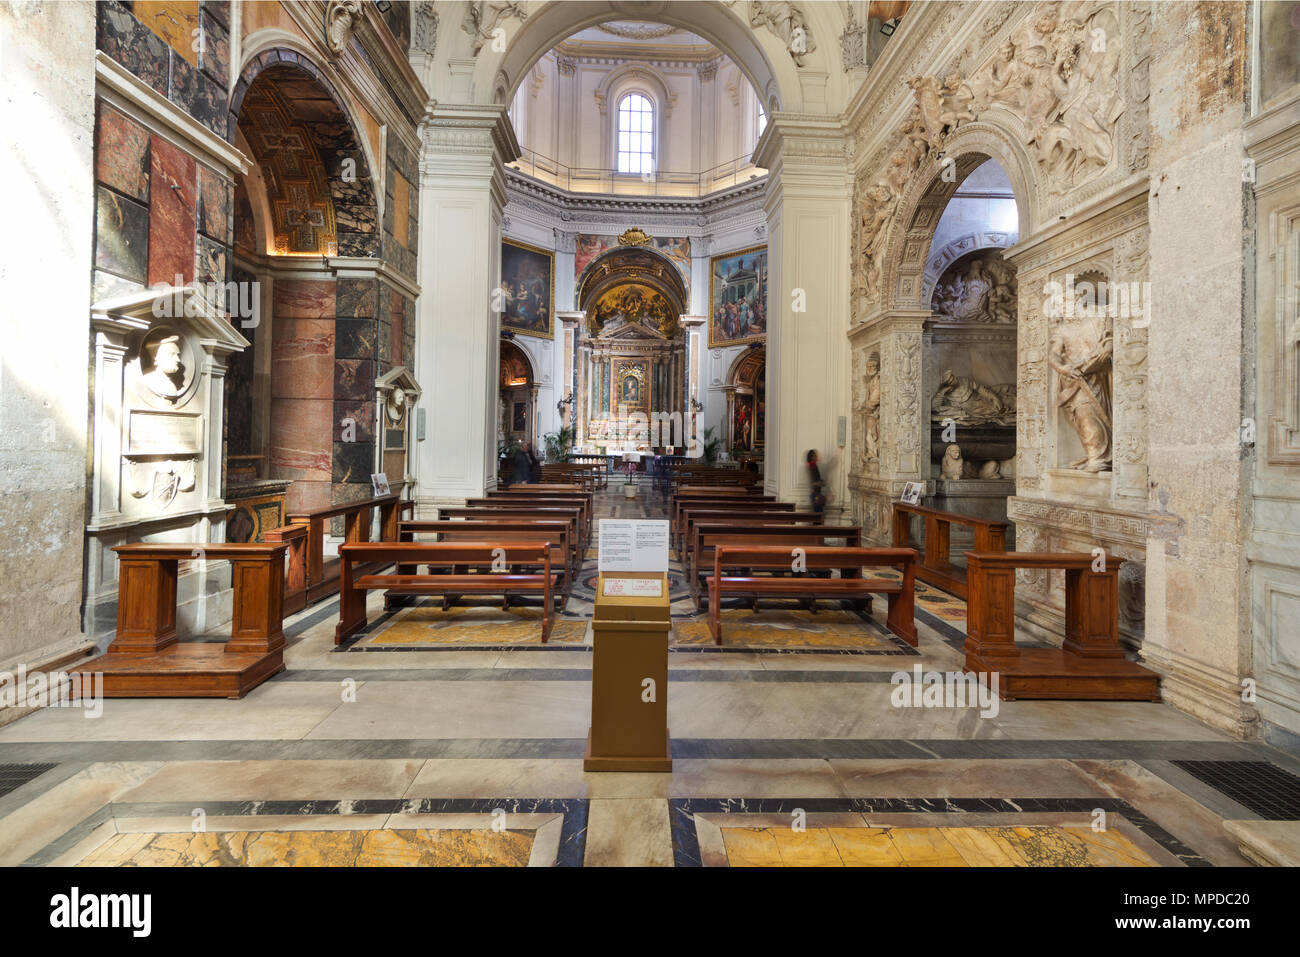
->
584;571;672;772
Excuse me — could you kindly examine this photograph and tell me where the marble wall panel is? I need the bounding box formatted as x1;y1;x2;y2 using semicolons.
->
332;441;376;485
336;278;378;318
273;279;335;319
169;53;227;137
97;1;170;95
194;233;227;285
334;400;376;444
271;318;334;400
94;186;149;283
95;103;150;203
334;358;375;402
196;164;231;243
146;134;196;286
133;1;200;66
269;398;333;484
335;319;377;360
197;7;230;88
201;0;229;29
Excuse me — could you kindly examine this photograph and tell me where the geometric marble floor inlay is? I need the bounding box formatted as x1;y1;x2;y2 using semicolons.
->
720;825;1157;867
77;828;535;867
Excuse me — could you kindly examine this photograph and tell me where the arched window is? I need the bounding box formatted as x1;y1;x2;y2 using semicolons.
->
616;93;654;174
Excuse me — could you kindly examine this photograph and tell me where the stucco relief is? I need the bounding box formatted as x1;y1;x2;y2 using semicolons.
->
850;2;1131;319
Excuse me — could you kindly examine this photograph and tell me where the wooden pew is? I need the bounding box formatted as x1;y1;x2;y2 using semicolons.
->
485;489;593;531
438;506;586;555
678;508;823;566
689;523;865;610
335;542;557;645
70;542;288;698
285;493;413;604
399;519;575;598
964;551;1160;700
708;545;918;646
467;495;590;542
671;497;787;553
891;502;1008;599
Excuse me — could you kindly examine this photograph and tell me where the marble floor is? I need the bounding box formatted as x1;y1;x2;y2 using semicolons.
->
2;480;1297;867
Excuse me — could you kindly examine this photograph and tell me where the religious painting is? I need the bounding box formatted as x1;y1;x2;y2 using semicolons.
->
588;283;680;338
734;394;754;451
575;232;692;294
500;239;554;339
709;245;768;348
755;378;766;446
512;400;527;433
613;359;648;412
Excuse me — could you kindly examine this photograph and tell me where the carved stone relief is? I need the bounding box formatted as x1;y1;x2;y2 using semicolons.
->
931;253;1017;324
750;2;818;68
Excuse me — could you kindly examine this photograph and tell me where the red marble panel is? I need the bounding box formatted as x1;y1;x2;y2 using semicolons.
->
271;318;334;399
95;103;150;202
269;398;332;484
284;479;331;515
146;134;196;286
273;279;336;319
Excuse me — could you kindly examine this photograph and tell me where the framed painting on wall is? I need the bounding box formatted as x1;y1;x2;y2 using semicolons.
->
613;359;648;413
500;239;554;339
709;245;767;348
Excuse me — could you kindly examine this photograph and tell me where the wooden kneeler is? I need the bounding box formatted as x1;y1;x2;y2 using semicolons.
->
964;551;1161;701
71;543;289;699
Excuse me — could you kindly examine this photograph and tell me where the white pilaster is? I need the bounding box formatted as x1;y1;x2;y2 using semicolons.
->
415;104;520;506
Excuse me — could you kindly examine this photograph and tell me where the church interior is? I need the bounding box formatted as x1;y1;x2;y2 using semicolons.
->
2;0;1300;887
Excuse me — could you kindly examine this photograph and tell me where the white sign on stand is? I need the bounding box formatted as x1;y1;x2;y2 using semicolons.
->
598;519;669;573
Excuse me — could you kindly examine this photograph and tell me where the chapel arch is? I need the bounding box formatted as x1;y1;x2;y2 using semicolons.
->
226;49;383;516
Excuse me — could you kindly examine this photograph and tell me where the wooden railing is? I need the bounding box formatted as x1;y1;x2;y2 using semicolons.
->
285;494;414;603
891;502;1008;599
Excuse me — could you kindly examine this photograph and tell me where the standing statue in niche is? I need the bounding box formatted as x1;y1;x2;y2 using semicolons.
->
863;352;881;467
1049;315;1113;471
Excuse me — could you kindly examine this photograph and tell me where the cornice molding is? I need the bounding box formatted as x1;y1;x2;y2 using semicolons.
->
96;52;251;176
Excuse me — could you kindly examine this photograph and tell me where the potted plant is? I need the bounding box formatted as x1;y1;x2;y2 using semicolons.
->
622;453;638;498
542;425;575;464
702;426;722;466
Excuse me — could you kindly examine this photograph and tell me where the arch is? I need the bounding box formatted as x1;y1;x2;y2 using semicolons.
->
725;344;766;388
576;243;689;317
878;120;1038;314
922;231;1017;308
500;339;535;386
488;2;793;116
230;43;380;257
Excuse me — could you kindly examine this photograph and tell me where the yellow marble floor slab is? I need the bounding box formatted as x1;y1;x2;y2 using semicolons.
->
720;825;1156;867
674;607;894;649
365;605;589;646
78;828;535;867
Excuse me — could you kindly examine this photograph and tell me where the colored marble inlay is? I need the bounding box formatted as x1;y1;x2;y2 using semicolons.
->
365;606;589;647
133;1;200;67
79;829;534;867
95;103;150;202
673;608;894;649
95;187;150;283
720;825;1157;867
147;134;197;286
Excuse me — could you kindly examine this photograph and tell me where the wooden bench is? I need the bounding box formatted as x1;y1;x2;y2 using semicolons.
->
264;521;308;615
438;506;585;555
708;545;918;646
678;508;824;566
70;542;288;698
468;495;591;543
964;551;1160;701
335;542;558;645
399;519;576;598
285;494;414;603
671;494;780;547
689;523;864;610
892;502;1008;599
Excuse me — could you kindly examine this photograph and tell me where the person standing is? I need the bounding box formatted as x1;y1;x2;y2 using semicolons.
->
806;449;826;514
